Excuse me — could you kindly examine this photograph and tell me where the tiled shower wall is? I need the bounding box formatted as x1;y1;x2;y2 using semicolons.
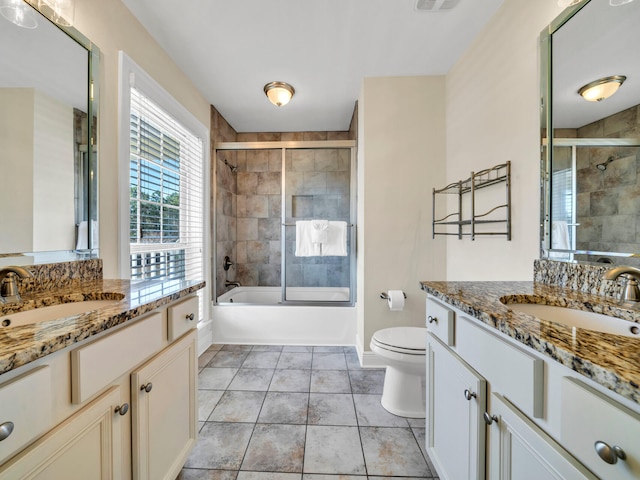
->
573;103;640;263
211;103;357;299
233;134;352;290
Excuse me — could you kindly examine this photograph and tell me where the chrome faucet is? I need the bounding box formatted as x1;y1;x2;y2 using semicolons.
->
225;280;241;288
0;266;33;304
602;266;640;303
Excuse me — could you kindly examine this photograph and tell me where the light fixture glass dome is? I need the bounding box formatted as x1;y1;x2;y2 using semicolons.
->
264;81;295;107
38;0;74;27
578;75;626;102
0;0;38;29
557;0;582;8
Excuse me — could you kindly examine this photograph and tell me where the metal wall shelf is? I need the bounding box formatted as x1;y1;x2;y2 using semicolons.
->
432;161;511;240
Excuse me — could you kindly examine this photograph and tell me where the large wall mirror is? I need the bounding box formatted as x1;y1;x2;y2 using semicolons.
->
0;0;99;266
541;0;640;266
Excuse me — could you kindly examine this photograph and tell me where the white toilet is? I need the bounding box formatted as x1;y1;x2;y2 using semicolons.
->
370;326;427;418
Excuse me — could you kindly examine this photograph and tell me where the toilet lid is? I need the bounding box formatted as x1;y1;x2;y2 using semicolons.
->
372;327;426;352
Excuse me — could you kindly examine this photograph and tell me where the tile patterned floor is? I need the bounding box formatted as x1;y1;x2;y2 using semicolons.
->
177;344;440;480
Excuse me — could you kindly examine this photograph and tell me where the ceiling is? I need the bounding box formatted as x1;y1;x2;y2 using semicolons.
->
121;0;505;133
553;0;640;129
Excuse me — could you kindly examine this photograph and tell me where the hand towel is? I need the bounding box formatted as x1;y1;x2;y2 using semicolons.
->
321;221;348;256
295;221;321;256
551;221;570;250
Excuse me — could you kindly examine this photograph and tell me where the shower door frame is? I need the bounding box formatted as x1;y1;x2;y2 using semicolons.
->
214;140;357;306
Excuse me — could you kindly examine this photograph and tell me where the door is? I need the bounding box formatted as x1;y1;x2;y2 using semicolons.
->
427;333;487;480
282;146;355;304
0;386;123;480
488;392;597;480
131;330;197;480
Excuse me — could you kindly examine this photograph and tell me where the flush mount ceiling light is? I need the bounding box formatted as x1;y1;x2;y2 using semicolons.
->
264;82;295;107
0;0;38;28
578;75;627;102
38;0;74;26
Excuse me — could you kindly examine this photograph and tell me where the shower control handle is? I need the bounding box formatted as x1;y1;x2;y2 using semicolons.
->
223;256;234;271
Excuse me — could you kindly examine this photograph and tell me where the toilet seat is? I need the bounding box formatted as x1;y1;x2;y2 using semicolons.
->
371;327;426;355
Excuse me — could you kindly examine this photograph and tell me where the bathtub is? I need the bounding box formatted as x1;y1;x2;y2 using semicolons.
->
213;286;356;345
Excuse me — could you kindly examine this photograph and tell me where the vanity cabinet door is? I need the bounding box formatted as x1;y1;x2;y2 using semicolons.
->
427;333;486;480
0;386;124;480
131;330;197;480
487;392;597;480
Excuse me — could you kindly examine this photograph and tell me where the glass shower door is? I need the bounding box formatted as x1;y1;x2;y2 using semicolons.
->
282;147;354;304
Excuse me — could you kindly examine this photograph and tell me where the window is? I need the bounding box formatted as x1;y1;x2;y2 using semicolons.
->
128;88;204;283
119;53;208;323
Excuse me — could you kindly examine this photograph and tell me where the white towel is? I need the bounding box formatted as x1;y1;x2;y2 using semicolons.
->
311;219;329;244
551;221;570;250
295;221;321;256
321;221;348;256
295;220;349;257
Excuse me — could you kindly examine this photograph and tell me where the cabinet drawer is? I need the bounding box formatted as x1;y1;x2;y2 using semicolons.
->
456;316;544;418
167;295;198;342
0;386;123;479
71;312;164;404
426;297;455;346
0;366;53;464
561;377;640;480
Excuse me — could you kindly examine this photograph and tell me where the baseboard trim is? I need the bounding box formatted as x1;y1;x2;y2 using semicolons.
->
197;319;213;356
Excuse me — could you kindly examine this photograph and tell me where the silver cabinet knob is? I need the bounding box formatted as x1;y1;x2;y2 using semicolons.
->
0;421;14;441
427;315;438;324
186;313;195;321
140;383;153;393
594;440;626;464
483;412;498;425
464;389;477;401
115;403;129;416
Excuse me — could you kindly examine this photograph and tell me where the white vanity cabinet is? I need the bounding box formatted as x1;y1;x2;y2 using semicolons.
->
487;392;597;480
131;329;197;480
560;377;640;480
0;294;199;480
427;333;486;480
0;386;124;479
425;295;617;480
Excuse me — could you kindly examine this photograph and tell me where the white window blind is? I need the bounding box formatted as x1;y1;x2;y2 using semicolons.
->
129;87;204;285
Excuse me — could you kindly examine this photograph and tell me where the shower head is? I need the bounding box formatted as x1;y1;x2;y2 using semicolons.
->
596;156;616;171
223;159;238;173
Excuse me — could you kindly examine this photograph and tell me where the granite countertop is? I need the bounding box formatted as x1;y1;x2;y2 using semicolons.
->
0;278;205;376
420;280;640;404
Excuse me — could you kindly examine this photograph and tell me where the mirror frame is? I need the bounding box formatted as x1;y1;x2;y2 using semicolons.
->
1;1;100;264
540;0;640;263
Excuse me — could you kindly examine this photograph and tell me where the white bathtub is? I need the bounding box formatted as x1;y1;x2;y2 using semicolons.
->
213;286;356;345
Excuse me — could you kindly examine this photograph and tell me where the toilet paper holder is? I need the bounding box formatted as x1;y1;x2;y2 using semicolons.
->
379;291;407;300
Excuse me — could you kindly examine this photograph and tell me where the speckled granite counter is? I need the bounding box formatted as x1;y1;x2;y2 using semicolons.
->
0;278;205;375
420;280;640;404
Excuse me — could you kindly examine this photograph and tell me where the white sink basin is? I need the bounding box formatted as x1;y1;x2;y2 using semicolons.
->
0;300;121;328
504;302;640;338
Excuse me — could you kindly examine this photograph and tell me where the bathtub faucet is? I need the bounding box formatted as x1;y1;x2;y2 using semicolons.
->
225;280;241;288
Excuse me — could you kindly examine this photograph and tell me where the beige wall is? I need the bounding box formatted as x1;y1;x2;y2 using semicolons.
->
444;0;563;280
357;76;446;355
0;89;34;252
74;0;211;277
